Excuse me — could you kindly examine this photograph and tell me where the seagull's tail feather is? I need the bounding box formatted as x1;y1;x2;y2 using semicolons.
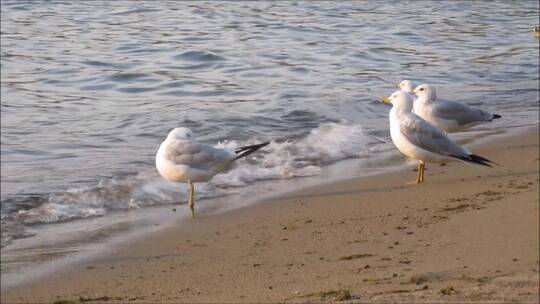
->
492;114;502;120
234;142;270;160
454;153;498;167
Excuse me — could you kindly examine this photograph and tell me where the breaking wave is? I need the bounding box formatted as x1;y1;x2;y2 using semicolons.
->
1;122;377;247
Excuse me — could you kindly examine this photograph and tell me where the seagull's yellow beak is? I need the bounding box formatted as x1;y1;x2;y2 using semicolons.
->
381;96;392;104
395;82;401;88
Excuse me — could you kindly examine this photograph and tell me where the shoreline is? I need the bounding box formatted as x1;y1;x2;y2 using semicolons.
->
0;124;527;284
2;125;539;303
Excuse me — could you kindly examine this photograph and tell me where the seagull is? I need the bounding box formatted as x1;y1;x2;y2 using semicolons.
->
382;91;496;184
382;79;416;103
412;84;501;133
156;127;269;217
397;79;415;95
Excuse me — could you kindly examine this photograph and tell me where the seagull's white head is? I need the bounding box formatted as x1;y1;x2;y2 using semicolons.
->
383;90;414;113
413;84;437;101
167;127;195;141
397;80;414;93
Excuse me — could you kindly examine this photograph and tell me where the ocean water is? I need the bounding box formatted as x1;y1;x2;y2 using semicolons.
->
1;1;539;276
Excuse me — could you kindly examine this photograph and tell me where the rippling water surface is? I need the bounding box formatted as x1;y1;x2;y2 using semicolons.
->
1;1;539;252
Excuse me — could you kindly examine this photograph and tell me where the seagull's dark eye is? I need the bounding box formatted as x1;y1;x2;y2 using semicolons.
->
419;88;425;91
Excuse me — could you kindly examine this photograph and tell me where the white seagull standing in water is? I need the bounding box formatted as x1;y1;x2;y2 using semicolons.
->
156;127;269;217
382;91;496;184
412;84;501;134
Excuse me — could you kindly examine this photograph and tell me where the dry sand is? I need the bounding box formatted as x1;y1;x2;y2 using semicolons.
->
2;126;539;303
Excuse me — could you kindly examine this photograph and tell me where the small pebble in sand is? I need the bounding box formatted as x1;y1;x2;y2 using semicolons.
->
399;259;411;264
440;286;456;295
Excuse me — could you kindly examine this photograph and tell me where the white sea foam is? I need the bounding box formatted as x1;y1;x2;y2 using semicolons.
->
213;122;369;186
5;122;375;238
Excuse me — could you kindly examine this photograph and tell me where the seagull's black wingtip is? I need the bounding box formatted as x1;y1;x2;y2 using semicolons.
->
455;153;499;167
234;142;270;160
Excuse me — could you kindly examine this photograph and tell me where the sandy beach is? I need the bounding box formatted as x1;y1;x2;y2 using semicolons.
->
2;125;538;303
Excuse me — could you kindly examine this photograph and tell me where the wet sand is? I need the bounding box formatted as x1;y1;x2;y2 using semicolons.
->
2;126;539;303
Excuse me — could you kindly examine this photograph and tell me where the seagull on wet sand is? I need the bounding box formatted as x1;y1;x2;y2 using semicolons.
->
412;84;501;134
156;127;269;217
382;91;496;184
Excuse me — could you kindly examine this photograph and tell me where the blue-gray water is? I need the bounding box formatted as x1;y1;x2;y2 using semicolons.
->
1;0;539;254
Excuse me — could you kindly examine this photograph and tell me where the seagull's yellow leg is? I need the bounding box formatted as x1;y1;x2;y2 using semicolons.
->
188;180;195;218
406;162;423;185
415;162;422;184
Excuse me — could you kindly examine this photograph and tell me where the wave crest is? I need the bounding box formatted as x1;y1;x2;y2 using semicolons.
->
2;122;373;246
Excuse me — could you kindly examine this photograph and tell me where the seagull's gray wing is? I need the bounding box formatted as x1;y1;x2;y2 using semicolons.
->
431;101;494;125
400;114;469;157
164;141;235;171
